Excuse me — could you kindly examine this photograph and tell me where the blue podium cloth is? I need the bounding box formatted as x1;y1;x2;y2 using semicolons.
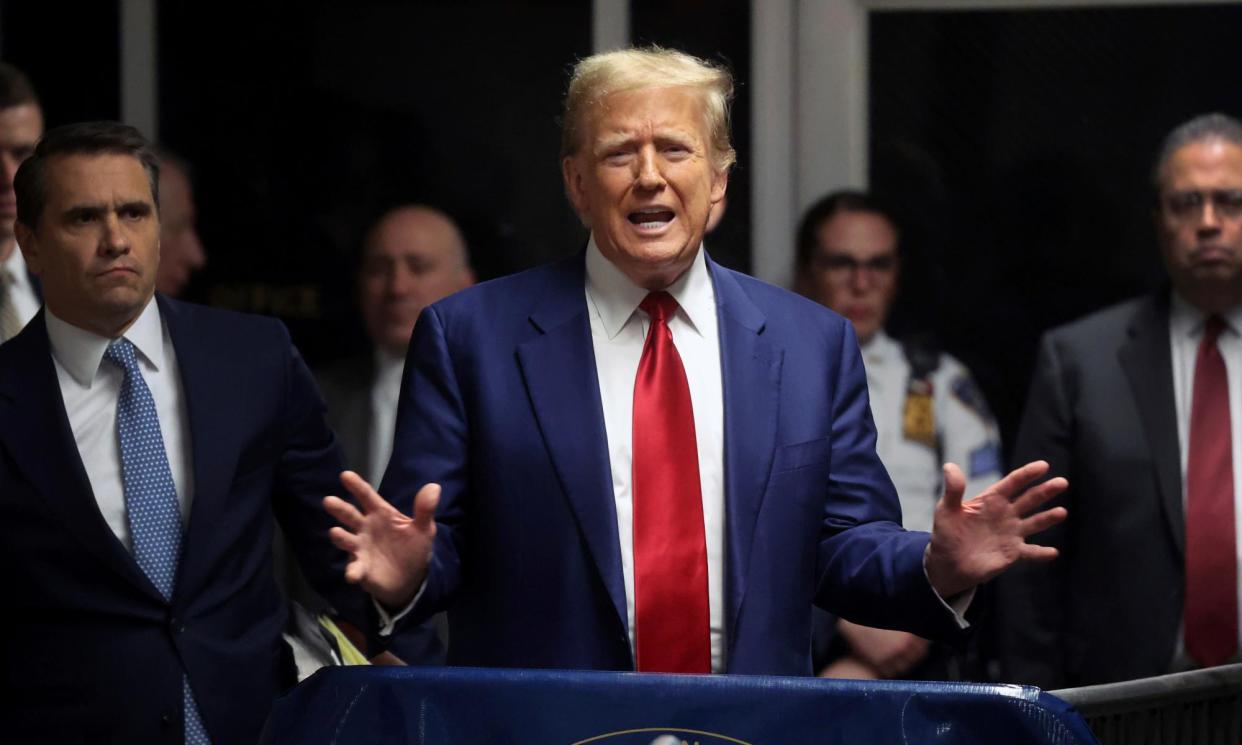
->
262;666;1097;744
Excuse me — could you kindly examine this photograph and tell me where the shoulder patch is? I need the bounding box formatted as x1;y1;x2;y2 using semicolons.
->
969;442;1002;479
951;375;992;421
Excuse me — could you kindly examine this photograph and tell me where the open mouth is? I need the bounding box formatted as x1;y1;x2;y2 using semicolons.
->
628;207;675;230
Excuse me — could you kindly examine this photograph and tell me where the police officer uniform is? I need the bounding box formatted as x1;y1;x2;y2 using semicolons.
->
859;330;1002;533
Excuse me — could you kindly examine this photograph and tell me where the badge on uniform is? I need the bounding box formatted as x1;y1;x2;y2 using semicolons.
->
903;378;936;449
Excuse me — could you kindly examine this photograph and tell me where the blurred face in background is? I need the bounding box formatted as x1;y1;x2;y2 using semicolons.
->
805;209;900;344
1156;138;1242;313
155;159;205;297
358;206;474;356
0;102;43;257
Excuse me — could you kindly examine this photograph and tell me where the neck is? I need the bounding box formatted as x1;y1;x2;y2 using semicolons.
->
47;297;151;340
0;236;14;264
1178;282;1242;317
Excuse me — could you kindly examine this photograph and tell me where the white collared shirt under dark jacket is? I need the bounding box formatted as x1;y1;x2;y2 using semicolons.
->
0;294;378;743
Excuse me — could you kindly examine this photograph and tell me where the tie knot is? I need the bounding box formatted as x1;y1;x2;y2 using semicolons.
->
1203;315;1228;348
640;291;679;325
103;337;141;376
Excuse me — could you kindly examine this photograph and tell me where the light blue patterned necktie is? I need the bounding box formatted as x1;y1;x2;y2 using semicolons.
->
104;338;211;745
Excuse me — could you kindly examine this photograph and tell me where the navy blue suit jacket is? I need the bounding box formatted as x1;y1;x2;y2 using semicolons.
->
382;252;962;675
0;296;368;743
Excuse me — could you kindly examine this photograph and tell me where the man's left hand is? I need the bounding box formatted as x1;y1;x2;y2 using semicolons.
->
924;460;1067;599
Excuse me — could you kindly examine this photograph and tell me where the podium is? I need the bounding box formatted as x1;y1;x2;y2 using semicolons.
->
262;666;1098;744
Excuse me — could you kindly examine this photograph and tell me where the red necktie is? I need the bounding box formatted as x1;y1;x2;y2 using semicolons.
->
632;291;711;673
1185;315;1238;667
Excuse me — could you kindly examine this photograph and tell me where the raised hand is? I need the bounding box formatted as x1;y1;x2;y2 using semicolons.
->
323;471;440;609
924;460;1067;599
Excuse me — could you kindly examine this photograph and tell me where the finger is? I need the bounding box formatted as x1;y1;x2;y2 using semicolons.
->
991;460;1051;501
323;495;365;531
1019;505;1068;537
329;526;362;554
1012;476;1068;515
941;463;966;511
340;470;391;514
1018;543;1059;562
344;556;369;585
412;482;442;530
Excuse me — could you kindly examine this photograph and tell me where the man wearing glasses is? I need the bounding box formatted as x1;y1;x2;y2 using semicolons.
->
794;191;1002;680
999;113;1242;687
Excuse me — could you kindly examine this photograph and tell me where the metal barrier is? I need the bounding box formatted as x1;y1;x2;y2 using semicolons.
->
1053;663;1242;745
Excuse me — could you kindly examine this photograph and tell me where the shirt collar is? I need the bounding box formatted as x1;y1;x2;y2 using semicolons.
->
373;345;406;384
860;329;896;359
45;296;165;388
584;235;715;339
1169;290;1242;340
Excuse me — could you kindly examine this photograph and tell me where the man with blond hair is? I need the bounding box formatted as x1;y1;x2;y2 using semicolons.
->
325;47;1067;676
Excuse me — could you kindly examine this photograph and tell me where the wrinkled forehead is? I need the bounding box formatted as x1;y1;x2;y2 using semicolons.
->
1159;138;1242;192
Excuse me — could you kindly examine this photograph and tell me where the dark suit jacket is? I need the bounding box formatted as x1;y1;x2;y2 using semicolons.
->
998;291;1184;688
382;252;965;675
0;296;369;743
315;355;374;481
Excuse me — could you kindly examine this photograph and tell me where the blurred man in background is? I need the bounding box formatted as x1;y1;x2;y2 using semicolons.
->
154;148;206;298
305;204;473;665
1000;112;1242;687
0;62;43;343
795;190;1002;680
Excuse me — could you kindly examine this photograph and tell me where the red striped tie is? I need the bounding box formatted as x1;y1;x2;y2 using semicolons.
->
632;291;710;673
1185;315;1238;667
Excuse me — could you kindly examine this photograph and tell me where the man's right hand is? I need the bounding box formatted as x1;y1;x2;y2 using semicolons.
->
323;471;439;610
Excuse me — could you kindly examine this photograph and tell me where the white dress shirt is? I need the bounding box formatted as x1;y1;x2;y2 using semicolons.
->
1;245;41;334
368;348;406;481
1168;293;1242;667
585;238;727;671
46;299;195;550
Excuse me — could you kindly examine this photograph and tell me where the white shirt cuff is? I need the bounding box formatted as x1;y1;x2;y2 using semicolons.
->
373;579;426;636
922;545;974;629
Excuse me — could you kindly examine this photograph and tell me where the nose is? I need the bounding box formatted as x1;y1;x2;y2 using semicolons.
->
99;213;130;255
849;266;876;293
1198;200;1222;235
0;153;17;191
635;147;665;191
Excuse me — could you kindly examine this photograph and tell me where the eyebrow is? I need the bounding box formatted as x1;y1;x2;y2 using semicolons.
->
63;200;154;219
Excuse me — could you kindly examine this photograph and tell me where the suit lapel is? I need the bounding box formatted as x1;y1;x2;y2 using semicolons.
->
1118;291;1184;555
515;257;628;632
0;312;161;597
160;296;236;596
709;262;782;643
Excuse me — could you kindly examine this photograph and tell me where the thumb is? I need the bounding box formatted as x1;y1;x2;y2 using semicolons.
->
411;482;441;531
941;462;966;511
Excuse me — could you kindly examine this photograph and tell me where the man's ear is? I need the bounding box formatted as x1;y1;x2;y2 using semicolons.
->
561;155;591;228
14;221;39;274
710;166;729;204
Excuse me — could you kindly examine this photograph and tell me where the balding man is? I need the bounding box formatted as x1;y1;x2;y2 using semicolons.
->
0;62;44;343
318;205;474;483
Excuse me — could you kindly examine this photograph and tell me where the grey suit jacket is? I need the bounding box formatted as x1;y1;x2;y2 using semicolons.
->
315;355;375;480
998;290;1184;688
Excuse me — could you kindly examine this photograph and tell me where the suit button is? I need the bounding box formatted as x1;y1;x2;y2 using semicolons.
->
161;713;174;727
169;616;185;634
